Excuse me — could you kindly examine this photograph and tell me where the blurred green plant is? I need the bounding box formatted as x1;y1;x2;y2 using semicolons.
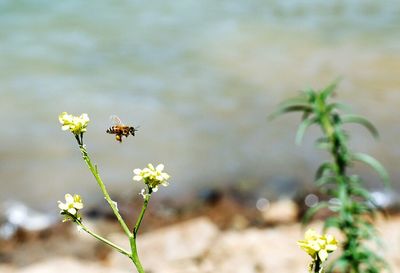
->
272;83;390;273
58;112;170;273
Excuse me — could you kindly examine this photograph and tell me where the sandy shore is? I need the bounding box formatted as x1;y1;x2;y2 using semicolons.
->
1;213;399;273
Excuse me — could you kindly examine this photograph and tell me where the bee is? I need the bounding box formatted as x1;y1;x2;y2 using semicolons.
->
106;115;138;143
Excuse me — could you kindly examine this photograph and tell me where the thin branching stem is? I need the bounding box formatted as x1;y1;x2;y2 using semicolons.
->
77;142;133;239
134;191;152;238
75;219;131;258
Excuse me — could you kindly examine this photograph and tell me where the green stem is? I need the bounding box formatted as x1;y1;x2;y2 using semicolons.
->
134;191;152;237
320;108;360;273
74;137;148;273
128;191;152;273
313;258;322;273
130;238;145;273
78;144;133;238
75;219;131;258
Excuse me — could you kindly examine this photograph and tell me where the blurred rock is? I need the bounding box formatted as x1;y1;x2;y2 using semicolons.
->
0;220;114;267
17;257;129;273
230;215;250;230
197;188;223;205
370;190;400;211
108;217;219;272
261;199;298;225
205;225;306;273
2;207;400;273
0;202;55;240
0;265;15;273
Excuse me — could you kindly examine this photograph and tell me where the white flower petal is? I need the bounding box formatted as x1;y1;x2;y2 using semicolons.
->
65;194;74;203
133;175;142;181
156;175;164;181
67;208;77;215
156;164;164;172
80;113;89;122
318;250;328;262
74;203;83;210
58;201;67;210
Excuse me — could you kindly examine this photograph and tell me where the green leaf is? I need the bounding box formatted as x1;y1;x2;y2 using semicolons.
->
303;88;316;100
323;216;341;230
301;110;312;121
315;137;331;150
315;162;335;180
326;102;351;113
350;187;374;203
321;79;340;100
351;153;390;187
341;114;379;139
295;117;317;145
269;104;312;120
315;176;336;187
302;201;329;225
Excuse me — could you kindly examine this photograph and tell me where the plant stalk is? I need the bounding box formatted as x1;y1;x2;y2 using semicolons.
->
77;143;132;238
75;219;131;257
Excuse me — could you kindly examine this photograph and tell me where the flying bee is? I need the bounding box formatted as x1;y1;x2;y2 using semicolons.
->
106;115;138;143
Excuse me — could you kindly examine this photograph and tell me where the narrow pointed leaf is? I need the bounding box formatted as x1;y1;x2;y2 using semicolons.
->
301;110;312;121
316;176;337;186
315;137;332;150
323;216;341;231
341;115;379;139
352;153;390;187
315;162;335;180
269;104;312;120
351;187;374;203
302;201;329;225
303;88;316;99
295;117;317;145
326;102;351;113
321;80;340;100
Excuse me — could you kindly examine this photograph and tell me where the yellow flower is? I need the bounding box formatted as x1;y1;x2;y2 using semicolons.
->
59;112;90;135
133;163;170;192
297;229;337;262
58;194;84;219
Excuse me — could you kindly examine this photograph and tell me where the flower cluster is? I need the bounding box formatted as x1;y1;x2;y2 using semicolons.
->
59;112;90;135
58;194;84;221
133;164;170;192
298;229;338;262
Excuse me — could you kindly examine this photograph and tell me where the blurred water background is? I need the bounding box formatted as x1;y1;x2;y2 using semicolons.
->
1;0;400;214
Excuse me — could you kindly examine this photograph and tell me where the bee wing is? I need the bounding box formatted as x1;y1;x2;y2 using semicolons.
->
109;115;123;126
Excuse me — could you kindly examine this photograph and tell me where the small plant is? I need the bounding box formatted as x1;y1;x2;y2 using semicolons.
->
58;112;170;273
273;83;390;273
298;229;338;273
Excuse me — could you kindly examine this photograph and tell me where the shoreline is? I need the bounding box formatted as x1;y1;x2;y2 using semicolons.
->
1;190;399;271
